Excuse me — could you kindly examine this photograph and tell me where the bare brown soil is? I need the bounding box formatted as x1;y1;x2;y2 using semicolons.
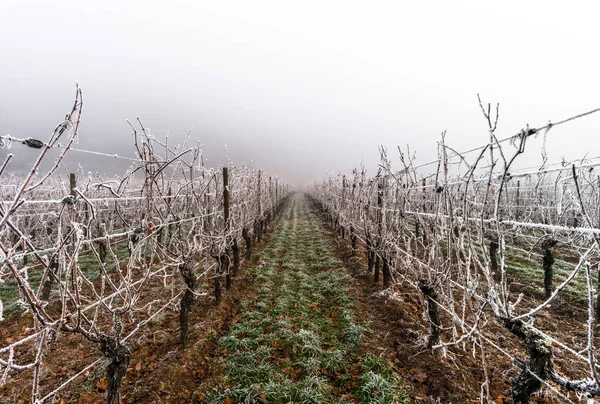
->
318;214;597;403
2;199;596;403
0;218;281;404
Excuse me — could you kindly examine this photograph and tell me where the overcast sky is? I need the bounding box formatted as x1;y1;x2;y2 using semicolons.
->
1;1;599;185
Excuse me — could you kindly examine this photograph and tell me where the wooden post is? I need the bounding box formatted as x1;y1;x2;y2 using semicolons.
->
69;173;76;256
223;167;231;291
256;170;263;243
489;238;499;273
268;176;272;224
341;176;347;239
167;187;174;244
202;156;209;232
382;253;391;290
22;217;29;265
223;168;230;227
421;177;428;245
365;199;374;274
69;173;76;197
232;238;240;278
596;176;600;320
542;238;557;299
422;177;426;213
84;203;90;238
377;175;388;286
415;219;420;241
515;180;521;220
597;176;600;229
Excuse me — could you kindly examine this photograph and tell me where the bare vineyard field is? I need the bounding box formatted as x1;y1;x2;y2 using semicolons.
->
0;87;289;403
309;101;600;403
2;86;600;404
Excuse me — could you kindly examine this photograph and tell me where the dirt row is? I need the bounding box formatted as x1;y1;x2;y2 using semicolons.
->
192;195;408;403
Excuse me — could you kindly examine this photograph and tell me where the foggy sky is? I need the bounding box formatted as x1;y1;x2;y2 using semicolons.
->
1;1;599;186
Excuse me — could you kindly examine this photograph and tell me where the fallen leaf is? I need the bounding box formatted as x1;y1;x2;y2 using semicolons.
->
409;367;428;383
96;377;108;392
78;393;99;404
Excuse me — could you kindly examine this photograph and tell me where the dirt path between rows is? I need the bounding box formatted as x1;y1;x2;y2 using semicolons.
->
150;193;581;403
193;194;409;403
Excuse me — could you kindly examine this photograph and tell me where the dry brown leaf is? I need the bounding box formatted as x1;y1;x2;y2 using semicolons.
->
409;367;428;383
78;393;99;404
96;377;108;392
